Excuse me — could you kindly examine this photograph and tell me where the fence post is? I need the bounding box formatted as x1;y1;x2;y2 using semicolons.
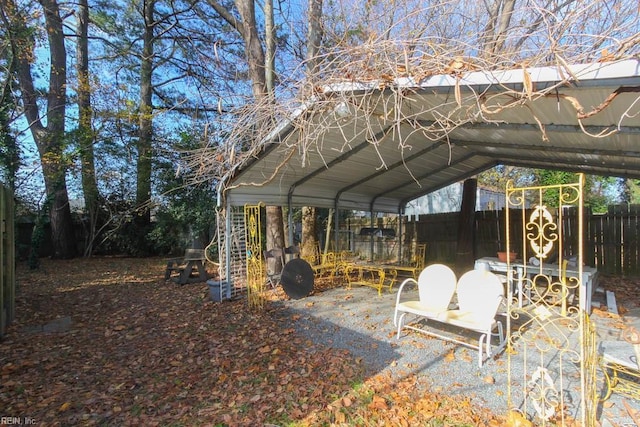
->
1;185;16;338
0;186;4;337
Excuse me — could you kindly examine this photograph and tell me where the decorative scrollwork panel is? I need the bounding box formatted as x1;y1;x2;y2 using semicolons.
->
244;204;264;310
506;176;596;426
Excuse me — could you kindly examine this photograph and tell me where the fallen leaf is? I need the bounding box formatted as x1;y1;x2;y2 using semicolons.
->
368;395;388;410
523;67;533;98
483;375;495;384
623;399;640;424
505;410;533;427
454;78;462;106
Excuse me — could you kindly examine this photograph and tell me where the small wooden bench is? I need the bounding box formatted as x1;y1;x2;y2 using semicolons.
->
165;249;209;285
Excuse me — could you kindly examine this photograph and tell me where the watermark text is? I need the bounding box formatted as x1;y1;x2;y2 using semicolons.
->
0;417;36;425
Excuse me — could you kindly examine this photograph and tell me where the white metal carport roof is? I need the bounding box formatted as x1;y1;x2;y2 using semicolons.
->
220;59;640;213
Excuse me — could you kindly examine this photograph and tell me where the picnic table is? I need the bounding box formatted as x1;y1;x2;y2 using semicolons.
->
165;249;209;285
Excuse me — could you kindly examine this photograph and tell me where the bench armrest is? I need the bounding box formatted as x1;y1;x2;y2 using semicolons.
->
395;277;417;305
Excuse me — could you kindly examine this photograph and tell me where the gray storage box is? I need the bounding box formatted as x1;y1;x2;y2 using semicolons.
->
207;280;229;302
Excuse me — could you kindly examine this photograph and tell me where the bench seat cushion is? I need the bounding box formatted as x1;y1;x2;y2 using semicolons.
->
436;309;497;333
396;300;451;319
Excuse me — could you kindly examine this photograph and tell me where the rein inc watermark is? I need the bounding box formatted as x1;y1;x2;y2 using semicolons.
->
0;417;36;425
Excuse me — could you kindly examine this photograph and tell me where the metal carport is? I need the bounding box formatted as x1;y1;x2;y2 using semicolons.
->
216;58;640;288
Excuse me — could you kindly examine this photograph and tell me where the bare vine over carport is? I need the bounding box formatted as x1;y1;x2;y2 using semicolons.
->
178;5;640;287
183;15;640;202
205;58;640;213
204;58;640;294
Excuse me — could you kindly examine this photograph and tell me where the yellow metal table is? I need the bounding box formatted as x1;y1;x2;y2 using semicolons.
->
344;263;387;295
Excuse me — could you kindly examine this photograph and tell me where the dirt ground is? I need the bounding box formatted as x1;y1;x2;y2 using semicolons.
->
1;257;505;426
1;257;639;426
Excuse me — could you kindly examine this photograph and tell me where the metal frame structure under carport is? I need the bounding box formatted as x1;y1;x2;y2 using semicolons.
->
216;58;640;290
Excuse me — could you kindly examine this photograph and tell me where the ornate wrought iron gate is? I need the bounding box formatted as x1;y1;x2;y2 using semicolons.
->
244;203;265;309
505;175;598;426
215;203;267;308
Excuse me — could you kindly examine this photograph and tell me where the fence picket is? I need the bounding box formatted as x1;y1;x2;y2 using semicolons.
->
403;205;640;276
1;185;16;338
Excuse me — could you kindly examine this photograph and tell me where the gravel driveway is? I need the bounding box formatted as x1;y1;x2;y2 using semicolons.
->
274;282;639;427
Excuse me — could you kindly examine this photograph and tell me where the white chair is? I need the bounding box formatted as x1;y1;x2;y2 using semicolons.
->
437;269;507;367
394;264;457;336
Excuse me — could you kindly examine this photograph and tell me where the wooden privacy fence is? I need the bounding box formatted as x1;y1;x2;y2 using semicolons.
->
1;185;16;338
406;204;640;277
592;205;640;276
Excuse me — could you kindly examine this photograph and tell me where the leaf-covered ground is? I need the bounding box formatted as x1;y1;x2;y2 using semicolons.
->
0;257;510;426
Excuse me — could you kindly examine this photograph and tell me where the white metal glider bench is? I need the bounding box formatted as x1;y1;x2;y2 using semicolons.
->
394;264;507;367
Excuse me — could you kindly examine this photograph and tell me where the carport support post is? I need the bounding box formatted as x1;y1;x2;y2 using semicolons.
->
398;206;404;264
333;203;340;253
288;203;294;248
224;201;232;299
369;204;375;262
455;178;477;275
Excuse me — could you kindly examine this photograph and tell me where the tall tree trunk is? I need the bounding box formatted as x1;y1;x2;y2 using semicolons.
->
137;0;155;228
264;0;275;95
76;0;100;256
306;0;324;75
301;206;317;261
235;0;266;97
482;0;516;58
2;0;77;259
455;178;477;274
260;0;284;255
300;0;324;258
207;0;284;255
37;0;77;259
265;205;285;269
235;0;285;254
